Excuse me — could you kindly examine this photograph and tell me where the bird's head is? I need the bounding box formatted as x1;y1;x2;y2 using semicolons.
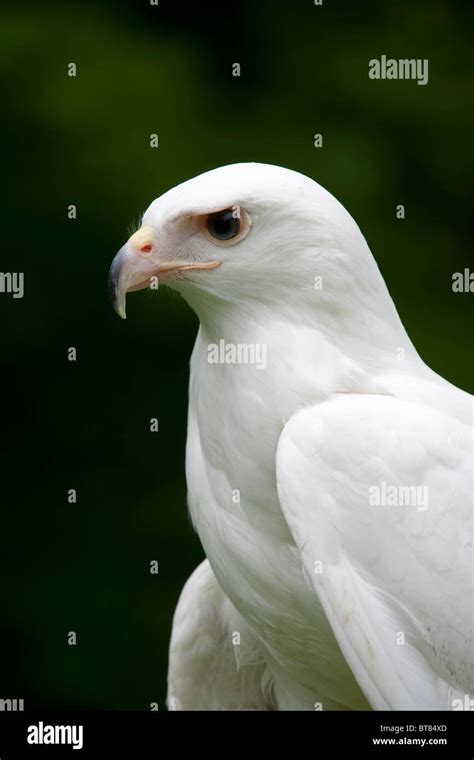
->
109;162;382;323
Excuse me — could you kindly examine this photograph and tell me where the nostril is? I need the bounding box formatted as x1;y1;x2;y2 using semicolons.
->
129;225;154;253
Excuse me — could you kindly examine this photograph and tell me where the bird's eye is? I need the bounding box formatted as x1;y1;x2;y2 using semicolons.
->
206;208;241;241
202;206;251;246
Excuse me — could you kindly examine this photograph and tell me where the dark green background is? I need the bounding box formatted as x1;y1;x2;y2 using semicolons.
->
0;0;471;709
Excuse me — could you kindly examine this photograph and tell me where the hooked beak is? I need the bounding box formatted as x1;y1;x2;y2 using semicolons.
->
108;225;220;319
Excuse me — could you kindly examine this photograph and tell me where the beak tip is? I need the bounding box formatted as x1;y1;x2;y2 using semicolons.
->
109;248;128;320
113;301;127;320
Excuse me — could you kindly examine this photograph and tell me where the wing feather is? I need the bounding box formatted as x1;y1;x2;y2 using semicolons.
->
276;393;472;709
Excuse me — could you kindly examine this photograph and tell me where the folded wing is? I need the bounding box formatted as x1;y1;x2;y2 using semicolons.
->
276;393;473;710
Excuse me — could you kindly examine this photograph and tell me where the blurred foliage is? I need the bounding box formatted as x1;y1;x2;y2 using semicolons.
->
0;0;472;709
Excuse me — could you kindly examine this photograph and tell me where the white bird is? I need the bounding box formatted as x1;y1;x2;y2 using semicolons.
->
109;163;472;711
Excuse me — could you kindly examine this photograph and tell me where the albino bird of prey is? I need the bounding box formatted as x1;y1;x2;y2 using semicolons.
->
109;163;472;711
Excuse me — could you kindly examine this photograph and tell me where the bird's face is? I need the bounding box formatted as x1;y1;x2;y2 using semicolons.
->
109;162;367;320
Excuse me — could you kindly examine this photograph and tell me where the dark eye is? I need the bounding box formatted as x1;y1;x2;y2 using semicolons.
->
207;208;241;241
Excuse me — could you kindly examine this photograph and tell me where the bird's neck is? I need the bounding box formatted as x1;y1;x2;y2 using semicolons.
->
191;294;419;392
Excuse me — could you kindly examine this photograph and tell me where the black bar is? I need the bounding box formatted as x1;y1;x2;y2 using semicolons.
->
0;711;473;758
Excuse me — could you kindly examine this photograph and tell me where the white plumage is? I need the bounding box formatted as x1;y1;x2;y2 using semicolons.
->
109;163;472;710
